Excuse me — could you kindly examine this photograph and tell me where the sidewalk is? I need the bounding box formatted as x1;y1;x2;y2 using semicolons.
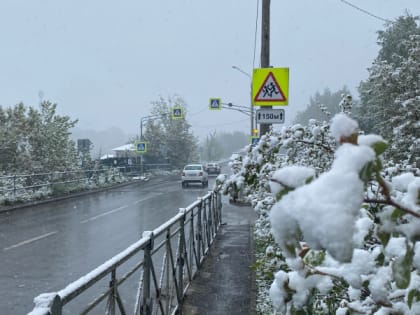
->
182;196;256;315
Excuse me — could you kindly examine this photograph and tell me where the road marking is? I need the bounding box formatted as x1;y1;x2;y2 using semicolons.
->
134;195;158;204
81;205;128;223
81;194;159;224
3;231;58;251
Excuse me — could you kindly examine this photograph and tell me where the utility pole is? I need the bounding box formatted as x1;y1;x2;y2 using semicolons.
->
259;0;271;136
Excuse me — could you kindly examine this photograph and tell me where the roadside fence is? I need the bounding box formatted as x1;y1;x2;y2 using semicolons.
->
28;187;223;315
0;164;172;203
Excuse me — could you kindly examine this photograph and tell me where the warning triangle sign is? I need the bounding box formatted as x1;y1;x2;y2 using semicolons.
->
254;72;287;102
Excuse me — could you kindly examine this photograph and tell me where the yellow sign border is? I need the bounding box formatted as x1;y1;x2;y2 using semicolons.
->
171;106;184;120
209;98;222;110
135;141;148;153
252;68;289;106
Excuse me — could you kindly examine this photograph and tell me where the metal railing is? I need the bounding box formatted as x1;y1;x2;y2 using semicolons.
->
0;168;124;196
28;188;223;315
0;164;172;202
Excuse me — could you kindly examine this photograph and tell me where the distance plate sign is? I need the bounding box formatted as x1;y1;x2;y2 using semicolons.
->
256;108;285;124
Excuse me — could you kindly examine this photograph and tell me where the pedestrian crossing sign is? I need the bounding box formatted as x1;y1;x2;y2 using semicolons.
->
135;141;147;153
209;98;222;110
171;106;184;120
250;136;260;146
252;68;289;106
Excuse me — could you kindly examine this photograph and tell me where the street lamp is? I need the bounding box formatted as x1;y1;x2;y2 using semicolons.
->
138;113;168;174
140;113;168;140
232;65;251;79
232;65;254;137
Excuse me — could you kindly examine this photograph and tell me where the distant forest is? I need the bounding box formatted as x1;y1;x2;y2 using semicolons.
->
293;87;352;125
200;131;249;162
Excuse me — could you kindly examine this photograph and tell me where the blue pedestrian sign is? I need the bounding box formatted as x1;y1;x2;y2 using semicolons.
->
251;137;260;146
209;98;222;110
135;141;147;153
171;106;184;120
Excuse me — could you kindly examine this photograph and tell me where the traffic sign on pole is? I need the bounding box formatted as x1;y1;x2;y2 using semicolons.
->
256;108;285;124
171;106;184;120
252;68;289;106
209;98;222;110
135;141;147;154
250;136;260;146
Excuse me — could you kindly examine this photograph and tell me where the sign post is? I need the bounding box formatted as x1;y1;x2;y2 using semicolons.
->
252;67;289;136
135;141;147;175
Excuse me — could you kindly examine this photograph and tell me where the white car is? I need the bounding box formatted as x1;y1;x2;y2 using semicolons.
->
181;164;208;188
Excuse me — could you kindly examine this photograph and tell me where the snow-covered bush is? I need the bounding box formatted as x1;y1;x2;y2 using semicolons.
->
222;104;339;313
356;15;419;166
0;168;131;207
222;97;419;314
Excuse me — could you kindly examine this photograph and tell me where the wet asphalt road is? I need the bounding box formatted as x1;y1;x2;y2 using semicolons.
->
0;174;217;314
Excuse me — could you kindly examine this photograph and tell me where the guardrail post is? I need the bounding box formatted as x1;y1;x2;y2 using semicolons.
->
205;199;213;248
208;195;215;238
177;208;186;314
187;207;194;279
216;191;222;226
164;229;171;314
141;231;153;315
49;294;63;315
108;269;116;315
212;191;220;233
204;199;211;247
30;293;62;315
13;175;16;197
196;199;203;263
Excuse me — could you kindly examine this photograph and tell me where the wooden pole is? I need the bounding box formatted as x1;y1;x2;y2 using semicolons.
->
259;0;271;136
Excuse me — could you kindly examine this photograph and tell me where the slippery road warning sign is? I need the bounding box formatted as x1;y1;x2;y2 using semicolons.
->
252;68;289;106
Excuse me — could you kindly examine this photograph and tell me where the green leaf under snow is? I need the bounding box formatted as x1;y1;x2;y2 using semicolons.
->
276;187;293;201
303;250;326;267
408;289;420;308
391;208;404;221
304;175;314;185
371;141;388;156
377;230;391;246
359;161;375;183
392;248;413;289
375;252;385;266
284;240;299;257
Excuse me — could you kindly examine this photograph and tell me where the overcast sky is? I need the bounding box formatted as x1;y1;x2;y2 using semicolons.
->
0;0;418;140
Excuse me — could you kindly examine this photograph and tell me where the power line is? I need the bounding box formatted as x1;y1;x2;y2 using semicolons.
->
188;107;207;117
190;118;249;129
339;0;392;23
